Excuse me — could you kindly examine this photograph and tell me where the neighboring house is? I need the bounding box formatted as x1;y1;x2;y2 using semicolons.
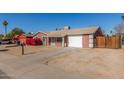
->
47;26;103;48
33;32;48;45
19;34;33;44
13;33;33;45
14;34;26;44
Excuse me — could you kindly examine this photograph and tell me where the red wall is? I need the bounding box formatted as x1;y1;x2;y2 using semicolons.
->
33;32;48;45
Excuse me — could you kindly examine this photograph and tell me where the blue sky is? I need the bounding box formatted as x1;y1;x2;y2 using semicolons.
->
0;13;123;34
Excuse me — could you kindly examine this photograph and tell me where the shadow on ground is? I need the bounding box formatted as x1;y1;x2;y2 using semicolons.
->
0;49;9;52
5;45;18;48
23;52;38;55
0;69;11;79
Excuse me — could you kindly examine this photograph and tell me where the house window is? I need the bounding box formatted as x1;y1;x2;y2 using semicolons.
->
57;37;62;42
51;38;56;42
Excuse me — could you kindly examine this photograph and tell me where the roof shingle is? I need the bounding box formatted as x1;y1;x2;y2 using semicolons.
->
48;26;100;37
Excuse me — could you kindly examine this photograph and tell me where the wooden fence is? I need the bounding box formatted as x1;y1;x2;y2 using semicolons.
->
95;35;121;49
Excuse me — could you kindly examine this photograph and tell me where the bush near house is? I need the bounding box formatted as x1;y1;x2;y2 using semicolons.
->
26;38;42;46
0;34;4;39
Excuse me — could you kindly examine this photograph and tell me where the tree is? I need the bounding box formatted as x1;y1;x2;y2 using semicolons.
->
4;33;13;39
121;14;124;20
102;30;106;36
2;27;25;39
11;27;25;36
114;14;124;34
114;24;124;34
3;20;8;35
0;34;4;39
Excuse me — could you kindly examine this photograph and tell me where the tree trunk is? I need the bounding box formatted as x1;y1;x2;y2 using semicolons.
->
5;26;7;35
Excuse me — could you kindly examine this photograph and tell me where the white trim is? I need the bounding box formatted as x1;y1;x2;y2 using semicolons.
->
89;34;94;48
62;37;64;47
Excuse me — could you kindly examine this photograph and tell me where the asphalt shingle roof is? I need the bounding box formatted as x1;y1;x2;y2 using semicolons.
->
47;26;100;37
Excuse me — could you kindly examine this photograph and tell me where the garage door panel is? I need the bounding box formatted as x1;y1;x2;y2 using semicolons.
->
68;35;82;48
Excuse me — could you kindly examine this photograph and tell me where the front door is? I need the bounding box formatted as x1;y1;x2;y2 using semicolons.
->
43;37;47;45
51;38;56;46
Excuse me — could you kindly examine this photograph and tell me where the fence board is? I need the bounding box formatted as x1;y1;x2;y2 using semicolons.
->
95;35;121;49
96;36;105;48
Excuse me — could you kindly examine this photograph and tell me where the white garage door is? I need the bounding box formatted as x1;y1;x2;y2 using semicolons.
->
68;35;83;48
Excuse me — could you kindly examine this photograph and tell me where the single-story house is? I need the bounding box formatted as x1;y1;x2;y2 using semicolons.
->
47;26;103;48
18;34;33;44
14;32;48;45
33;32;48;45
13;33;34;45
13;34;27;44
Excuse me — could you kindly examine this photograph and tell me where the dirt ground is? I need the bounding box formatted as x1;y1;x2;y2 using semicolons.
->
0;44;124;79
45;48;124;78
0;44;62;56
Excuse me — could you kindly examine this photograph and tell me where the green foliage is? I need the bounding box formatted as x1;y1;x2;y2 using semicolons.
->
4;33;13;39
3;20;9;35
1;27;25;39
0;34;4;39
11;27;25;36
3;20;8;26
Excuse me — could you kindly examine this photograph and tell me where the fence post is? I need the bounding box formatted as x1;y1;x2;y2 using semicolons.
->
105;36;106;48
120;34;122;48
21;43;24;55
